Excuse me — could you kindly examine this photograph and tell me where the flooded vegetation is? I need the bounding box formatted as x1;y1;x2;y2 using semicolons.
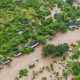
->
0;30;80;80
0;0;80;80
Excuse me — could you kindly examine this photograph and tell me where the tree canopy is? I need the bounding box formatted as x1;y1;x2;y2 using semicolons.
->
42;43;69;57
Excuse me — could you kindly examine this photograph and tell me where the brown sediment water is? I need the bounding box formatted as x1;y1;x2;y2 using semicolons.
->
50;5;61;19
0;30;80;80
48;30;80;45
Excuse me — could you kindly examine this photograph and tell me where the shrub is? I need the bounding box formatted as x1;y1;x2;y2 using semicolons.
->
72;51;80;59
42;43;69;57
18;69;28;78
50;63;54;71
72;76;80;80
29;64;35;69
67;62;80;76
63;71;69;77
21;48;34;54
42;77;47;80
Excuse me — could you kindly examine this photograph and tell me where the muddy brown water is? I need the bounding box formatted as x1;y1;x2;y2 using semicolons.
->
0;30;80;80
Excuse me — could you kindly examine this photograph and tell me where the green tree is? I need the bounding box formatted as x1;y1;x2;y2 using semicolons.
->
18;69;28;78
36;36;46;44
42;43;69;57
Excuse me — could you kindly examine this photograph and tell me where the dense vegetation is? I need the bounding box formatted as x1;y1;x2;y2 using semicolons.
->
71;41;80;59
42;43;69;57
67;62;80;80
17;69;28;79
65;41;80;80
0;0;80;62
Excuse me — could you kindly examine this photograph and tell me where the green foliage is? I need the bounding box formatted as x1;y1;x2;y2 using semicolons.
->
48;22;67;32
66;0;74;6
42;44;55;57
63;71;69;77
29;64;35;69
42;77;47;80
50;63;54;71
0;0;79;60
72;50;80;59
67;62;80;76
36;36;46;44
18;69;28;78
72;41;80;59
42;43;69;57
21;48;34;54
72;76;80;80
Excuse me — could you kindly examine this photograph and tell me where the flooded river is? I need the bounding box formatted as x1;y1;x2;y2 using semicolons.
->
0;30;80;80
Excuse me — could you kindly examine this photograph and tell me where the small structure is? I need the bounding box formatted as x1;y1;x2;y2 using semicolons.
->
43;34;49;38
14;51;22;57
67;22;77;28
13;0;22;2
26;41;40;48
20;21;31;26
67;21;80;29
0;58;10;65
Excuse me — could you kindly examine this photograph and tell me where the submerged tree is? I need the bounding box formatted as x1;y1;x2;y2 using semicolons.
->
42;43;69;57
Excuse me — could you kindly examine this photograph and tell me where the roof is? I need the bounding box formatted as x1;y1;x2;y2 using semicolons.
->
0;58;10;65
67;22;76;26
14;51;22;57
67;21;80;28
27;41;40;48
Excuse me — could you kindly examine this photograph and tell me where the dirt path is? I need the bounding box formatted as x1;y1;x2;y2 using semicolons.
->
0;30;80;80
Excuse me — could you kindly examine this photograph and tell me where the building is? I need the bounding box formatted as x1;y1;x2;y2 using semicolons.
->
25;41;40;48
14;51;22;57
67;22;77;28
0;58;10;65
67;21;80;29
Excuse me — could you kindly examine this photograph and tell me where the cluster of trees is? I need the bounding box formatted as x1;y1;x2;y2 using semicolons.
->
42;43;69;57
67;62;80;80
0;0;69;58
0;0;79;59
72;76;80;80
66;0;74;6
72;41;80;59
18;69;28;78
72;50;80;59
54;3;80;22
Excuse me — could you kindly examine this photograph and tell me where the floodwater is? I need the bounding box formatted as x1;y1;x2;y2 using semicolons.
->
0;30;80;80
48;29;80;45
